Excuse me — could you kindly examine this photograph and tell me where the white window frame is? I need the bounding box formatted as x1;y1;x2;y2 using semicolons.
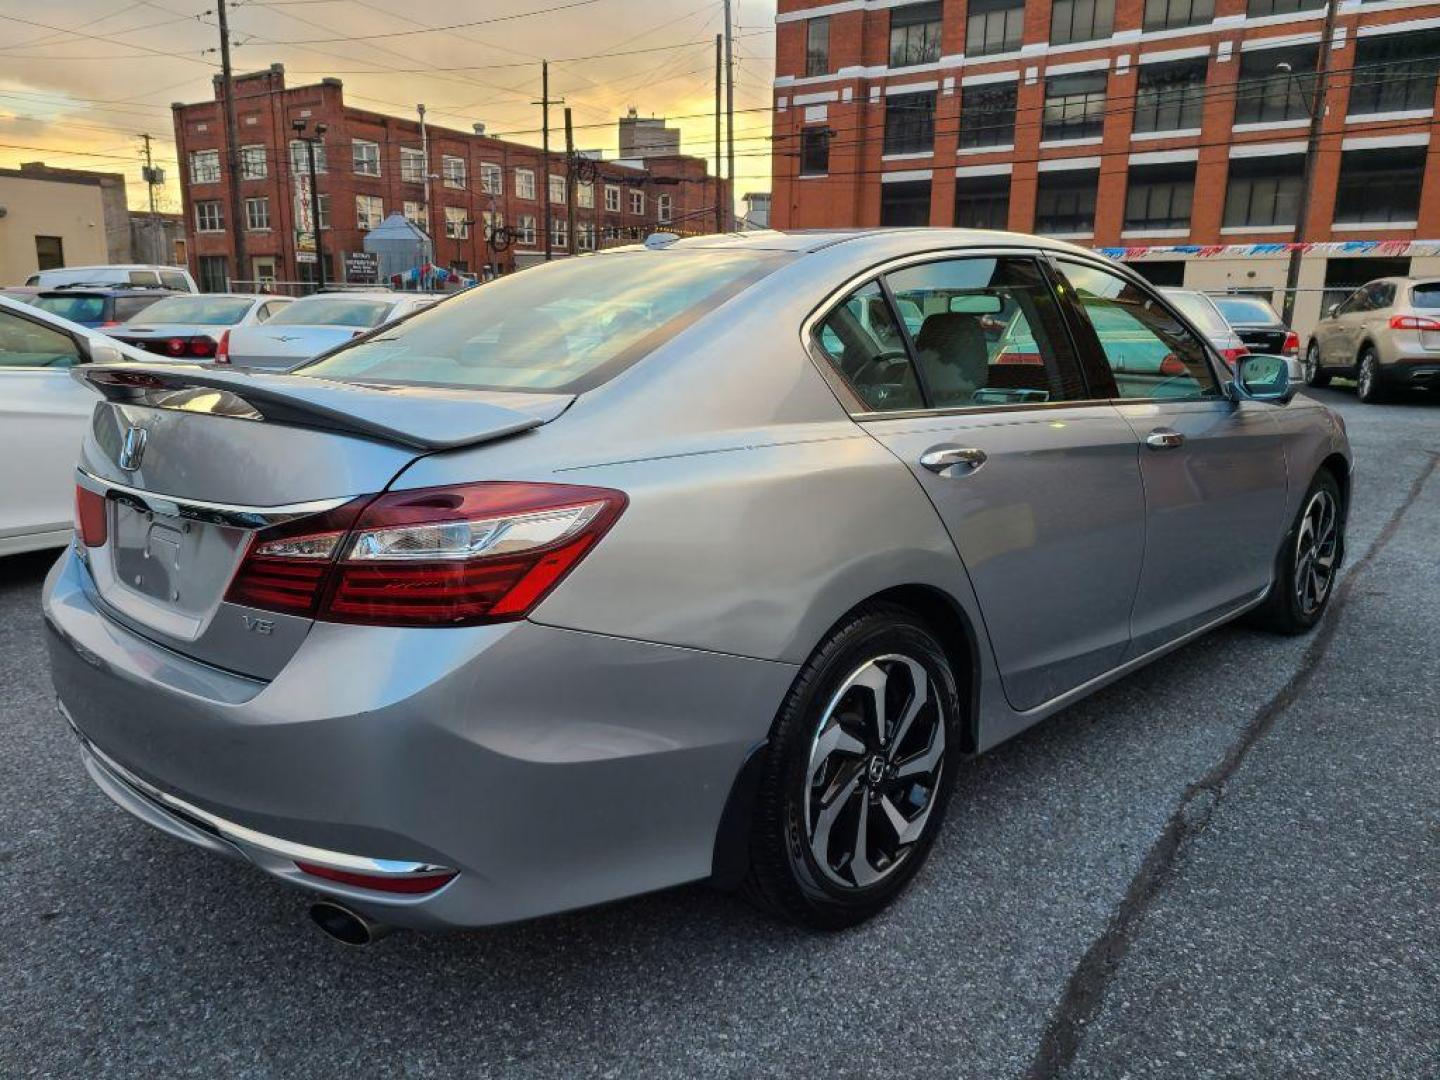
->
288;139;327;175
515;168;536;200
657;193;673;223
352;139;381;177
604;184;621;211
549;173;567;204
403;200;426;228
239;144;267;181
445;206;470;239
577;220;596;250
400;147;426;184
244;196;270;232
629;189;645;215
356;194;384;231
516;214;537;245
577;180;595;209
189;149;220;185
551;215;568;247
442;155;466;190
480;162;503;195
195;200;223;232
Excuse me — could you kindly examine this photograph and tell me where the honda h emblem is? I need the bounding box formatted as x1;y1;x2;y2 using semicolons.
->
118;425;148;472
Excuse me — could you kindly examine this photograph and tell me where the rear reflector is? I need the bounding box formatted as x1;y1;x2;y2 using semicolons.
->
74;486;107;547
294;861;458;895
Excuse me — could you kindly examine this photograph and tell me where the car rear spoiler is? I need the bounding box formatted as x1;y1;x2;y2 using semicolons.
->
74;363;570;452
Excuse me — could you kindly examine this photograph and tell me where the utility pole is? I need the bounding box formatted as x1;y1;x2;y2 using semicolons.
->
723;0;735;232
140;134;162;264
714;34;723;234
418;103;432;267
1282;0;1341;326
215;0;247;289
292;120;328;290
536;61;558;261
564;107;578;257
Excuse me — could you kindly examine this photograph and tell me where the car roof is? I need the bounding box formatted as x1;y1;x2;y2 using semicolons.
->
37;287;187;297
658;227;1102;259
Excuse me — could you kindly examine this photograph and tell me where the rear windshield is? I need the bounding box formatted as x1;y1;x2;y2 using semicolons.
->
129;296;253;325
1410;283;1440;309
266;297;393;327
1213;296;1279;324
35;294;105;322
298;250;784;392
1164;291;1229;335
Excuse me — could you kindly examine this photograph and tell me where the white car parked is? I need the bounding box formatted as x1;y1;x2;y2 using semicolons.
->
24;264;198;293
0;295;146;556
221;291;443;370
110;293;293;361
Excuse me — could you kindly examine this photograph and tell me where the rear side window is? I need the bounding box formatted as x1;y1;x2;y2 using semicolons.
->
815;282;922;411
128;270;161;287
113;295;167;322
0;308;82;368
1411;284;1440;309
160;271;190;291
34;295;105;323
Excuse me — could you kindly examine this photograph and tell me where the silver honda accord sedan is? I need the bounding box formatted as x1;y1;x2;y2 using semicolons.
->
43;230;1351;941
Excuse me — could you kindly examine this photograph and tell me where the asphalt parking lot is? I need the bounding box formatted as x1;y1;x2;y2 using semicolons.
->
1;386;1436;1079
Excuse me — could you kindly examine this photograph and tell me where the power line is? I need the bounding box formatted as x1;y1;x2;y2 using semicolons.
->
253;0;610;45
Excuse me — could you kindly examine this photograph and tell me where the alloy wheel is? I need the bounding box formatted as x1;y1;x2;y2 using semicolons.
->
1358;355;1375;399
803;654;945;889
1303;348;1318;383
1294;488;1339;617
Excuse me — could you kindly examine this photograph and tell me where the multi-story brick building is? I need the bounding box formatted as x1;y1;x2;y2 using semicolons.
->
770;0;1440;330
172;64;729;291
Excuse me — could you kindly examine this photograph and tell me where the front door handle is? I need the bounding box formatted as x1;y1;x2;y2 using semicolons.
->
1146;429;1185;451
920;447;988;474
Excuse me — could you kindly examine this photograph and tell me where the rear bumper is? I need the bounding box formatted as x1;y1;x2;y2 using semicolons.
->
43;549;795;929
1380;359;1440;387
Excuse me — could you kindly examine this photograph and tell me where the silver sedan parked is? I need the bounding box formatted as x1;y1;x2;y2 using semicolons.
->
44;230;1350;942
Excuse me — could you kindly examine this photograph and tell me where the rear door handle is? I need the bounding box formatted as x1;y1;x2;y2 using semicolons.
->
920;447;988;474
1146;429;1185;450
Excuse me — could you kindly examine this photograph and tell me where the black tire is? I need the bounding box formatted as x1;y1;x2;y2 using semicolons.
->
1356;347;1387;403
1303;342;1330;388
1249;470;1344;635
743;603;962;930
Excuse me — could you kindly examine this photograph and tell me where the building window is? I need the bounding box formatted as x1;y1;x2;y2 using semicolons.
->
604;183;621;211
34;235;63;271
515;168;536;199
400;147;426;183
959;81;1018;148
549;174;566;204
515;214;537;245
1124;162;1195;230
195;200;224;232
482;209;504;243
1143;0;1212;32
953;174;1010;229
879;179;931;226
1050;0;1114;46
1349;30;1440;115
189;149;220;184
471;162;496;196
1043;72;1107;141
288;139;326;175
890;2;942;68
1134;58;1207;133
552;216;568;248
629;189;645;214
1035;170;1099;234
966;0;1024;58
657;194;673;223
577;221;596;251
577;180;594;208
442;155;466;189
356;195;385;230
1333;147;1426;224
404;200;425;228
444;206;470;238
244;197;271;232
1222;154;1304;228
806;16;830;77
240;144;267;180
198;255;229;294
1234;45;1317;125
315;193;330;230
883;90;937;154
1246;0;1323;15
800;127;830;175
352;139;381;177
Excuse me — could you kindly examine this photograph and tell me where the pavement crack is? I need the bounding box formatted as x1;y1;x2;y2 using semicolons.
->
1023;452;1440;1080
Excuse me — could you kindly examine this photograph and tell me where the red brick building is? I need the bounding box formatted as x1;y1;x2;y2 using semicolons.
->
172;64;729;291
770;0;1440;330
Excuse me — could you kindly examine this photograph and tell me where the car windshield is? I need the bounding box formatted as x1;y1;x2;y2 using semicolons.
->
299;250;785;392
34;295;104;322
130;296;252;325
1164;291;1230;335
266;297;394;328
1213;297;1280;324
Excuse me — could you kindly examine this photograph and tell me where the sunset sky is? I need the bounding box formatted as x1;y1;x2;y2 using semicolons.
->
0;0;778;214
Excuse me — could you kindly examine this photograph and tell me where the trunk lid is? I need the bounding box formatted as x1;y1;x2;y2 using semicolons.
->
73;363;571;678
225;325;365;369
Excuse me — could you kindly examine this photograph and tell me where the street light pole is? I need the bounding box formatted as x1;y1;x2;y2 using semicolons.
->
293;118;328;290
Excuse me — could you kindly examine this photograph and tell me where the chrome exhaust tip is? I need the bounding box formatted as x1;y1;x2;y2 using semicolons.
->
308;900;392;947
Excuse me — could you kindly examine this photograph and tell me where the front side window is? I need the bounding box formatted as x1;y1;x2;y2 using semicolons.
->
954;174;1011;228
352;139;381;176
814;281;921;411
1051;0;1114;46
1234;45;1317;125
967;0;1024;58
884;91;937;154
807;16;830;77
1134;58;1207;133
800;128;831;175
1144;0;1212;31
1124;162;1195;230
890;2;943;68
443;155;466;189
1334;147;1426;224
1056;259;1218;400
1043;72;1107;141
0;308;81;368
1035;170;1099;234
1223;154;1304;228
189;149;220;184
960;81;1018;148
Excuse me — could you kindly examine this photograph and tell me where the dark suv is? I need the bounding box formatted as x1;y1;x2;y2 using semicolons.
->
31;287;184;330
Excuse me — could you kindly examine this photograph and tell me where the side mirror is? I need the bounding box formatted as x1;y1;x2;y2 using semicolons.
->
86;341;126;365
1326;303;1338;319
1233;353;1292;403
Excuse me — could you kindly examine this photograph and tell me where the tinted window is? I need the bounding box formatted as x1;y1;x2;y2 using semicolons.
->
1057;260;1219;400
886;257;1082;408
268;298;394;328
160;271;190;291
1213;297;1279;324
0;308;82;368
34;295;105;323
1162;291;1230;336
301;251;783;392
127;270;161;287
1410;284;1440;309
128;296;253;325
113;295;167;322
815;282;921;412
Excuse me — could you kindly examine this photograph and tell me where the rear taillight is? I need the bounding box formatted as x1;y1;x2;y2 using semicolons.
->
215;329;231;364
1282;331;1300;357
188;336;216;358
74;486;107;547
1159;353;1188;377
224;482;626;626
1389;314;1440;331
1220;346;1249;369
165;337;186;356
